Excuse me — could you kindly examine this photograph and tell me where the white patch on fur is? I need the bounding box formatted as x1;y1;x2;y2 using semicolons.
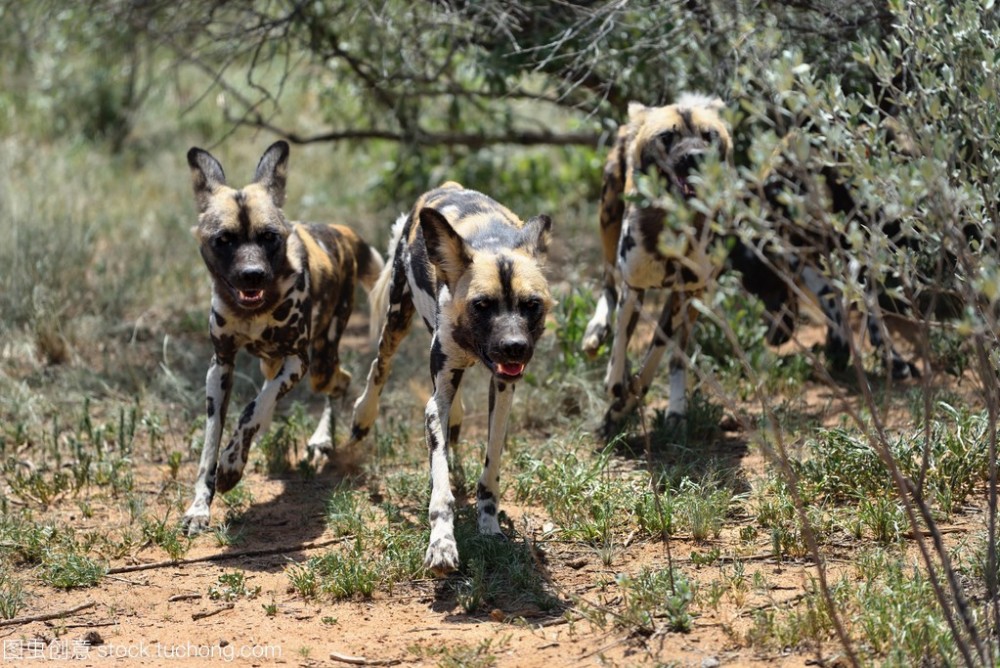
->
676;92;725;111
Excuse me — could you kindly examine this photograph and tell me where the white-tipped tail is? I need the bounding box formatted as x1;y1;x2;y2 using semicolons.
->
367;213;408;341
360;244;384;293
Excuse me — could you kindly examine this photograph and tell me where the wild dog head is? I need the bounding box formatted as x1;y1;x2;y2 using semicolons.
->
188;141;295;314
627;93;731;200
419;207;553;382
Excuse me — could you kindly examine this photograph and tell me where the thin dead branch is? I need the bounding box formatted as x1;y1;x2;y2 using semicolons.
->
191;603;234;621
0;601;97;628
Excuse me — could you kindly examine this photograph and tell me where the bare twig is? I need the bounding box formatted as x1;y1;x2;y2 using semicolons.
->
329;651;405;666
167;594;203;602
0;601;96;628
191;603;234;621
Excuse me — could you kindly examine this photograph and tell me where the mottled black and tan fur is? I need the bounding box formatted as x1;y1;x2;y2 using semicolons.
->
346;182;553;574
580;95;733;433
181;140;382;535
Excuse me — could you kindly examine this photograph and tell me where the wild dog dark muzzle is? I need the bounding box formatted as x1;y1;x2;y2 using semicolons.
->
228;244;274;309
484;315;534;380
667;138;712;200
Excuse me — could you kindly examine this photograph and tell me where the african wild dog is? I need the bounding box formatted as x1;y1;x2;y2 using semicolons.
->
581;94;738;434
344;182;553;574
180;140;383;534
582;95;920;435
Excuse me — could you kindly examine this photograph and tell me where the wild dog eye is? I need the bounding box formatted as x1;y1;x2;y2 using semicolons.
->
471;297;494;312
701;130;716;143
213;232;234;248
259;229;281;245
520;297;543;313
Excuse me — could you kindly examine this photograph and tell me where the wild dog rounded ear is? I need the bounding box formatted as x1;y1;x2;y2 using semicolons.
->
419;207;472;288
521;215;552;256
253;141;290;208
187;147;227;213
627;101;650;124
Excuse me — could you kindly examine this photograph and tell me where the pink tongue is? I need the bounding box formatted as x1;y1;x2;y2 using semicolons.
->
497;362;525;377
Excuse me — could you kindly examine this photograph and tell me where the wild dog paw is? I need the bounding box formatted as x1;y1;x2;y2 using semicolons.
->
581;325;608;359
423;536;460;575
302;441;334;471
477;510;503;536
600;411;626;442
305;433;334;457
180;508;211;536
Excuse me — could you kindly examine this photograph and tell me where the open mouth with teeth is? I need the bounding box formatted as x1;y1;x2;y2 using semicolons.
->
674;174;696;198
671;153;701;199
235;288;265;308
482;355;527;381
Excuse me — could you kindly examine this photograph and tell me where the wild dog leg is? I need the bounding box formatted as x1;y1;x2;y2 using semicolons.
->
214;355;306;494
602;286;644;433
181;352;234;534
476;377;515;536
307;289;357;456
448;381;464;446
582;266;619;357
346;280;415;447
423;335;463;574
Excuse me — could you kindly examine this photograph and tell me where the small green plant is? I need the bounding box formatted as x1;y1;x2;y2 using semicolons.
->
690;547;721;566
262;600;278;617
326;486;367;537
635;487;675;537
256;404;309;475
512;444;637;542
40;553;106;589
140;515;189;561
208;571;260;601
674;476;735;541
928;326;970;377
615;567;695;634
648;392;724;449
0;571;26;619
548;286;598;371
167;451;183;480
212;523;246;548
858;497;905;544
317;548;381;600
0;517;55;565
8;467;72;507
286;562;319;599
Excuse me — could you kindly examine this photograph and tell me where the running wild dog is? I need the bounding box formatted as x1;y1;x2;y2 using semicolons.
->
181;140;382;534
344;182;553;574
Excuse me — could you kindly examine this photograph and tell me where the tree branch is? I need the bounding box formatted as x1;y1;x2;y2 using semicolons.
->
236;114;600;149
